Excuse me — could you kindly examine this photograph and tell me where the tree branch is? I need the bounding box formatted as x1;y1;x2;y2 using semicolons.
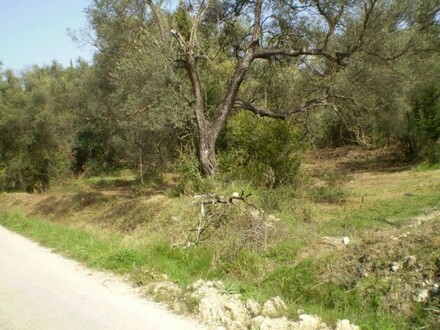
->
186;191;262;247
170;29;208;130
190;1;207;46
234;97;328;120
252;0;263;45
146;0;167;42
350;0;377;54
253;47;349;66
313;0;345;49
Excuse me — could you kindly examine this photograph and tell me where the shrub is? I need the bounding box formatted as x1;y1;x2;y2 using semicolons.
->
406;83;440;163
412;84;440;143
218;112;304;188
176;151;209;194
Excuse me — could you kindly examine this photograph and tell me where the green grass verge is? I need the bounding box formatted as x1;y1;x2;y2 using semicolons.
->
0;211;408;329
0;212;204;283
1;166;439;329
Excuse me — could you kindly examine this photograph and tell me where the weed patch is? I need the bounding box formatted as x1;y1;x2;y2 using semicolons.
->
1;157;439;329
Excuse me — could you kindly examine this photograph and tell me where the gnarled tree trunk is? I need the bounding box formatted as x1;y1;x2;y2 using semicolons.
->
198;129;217;176
163;0;382;176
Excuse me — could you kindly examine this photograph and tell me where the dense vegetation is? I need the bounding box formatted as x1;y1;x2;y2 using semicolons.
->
1;0;439;192
1;2;440;328
1;150;440;329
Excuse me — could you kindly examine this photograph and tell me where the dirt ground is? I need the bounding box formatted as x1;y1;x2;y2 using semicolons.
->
1;146;439;327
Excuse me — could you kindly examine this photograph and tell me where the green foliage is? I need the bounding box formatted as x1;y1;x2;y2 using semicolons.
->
2;161;440;328
412;85;440;143
176;151;207;194
410;83;440;163
1;0;439;192
0;64;82;191
173;1;192;41
72;128;121;175
85;0;193;178
219;112;303;188
420;144;440;165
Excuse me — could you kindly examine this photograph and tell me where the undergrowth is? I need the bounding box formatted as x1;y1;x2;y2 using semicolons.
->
1;162;439;329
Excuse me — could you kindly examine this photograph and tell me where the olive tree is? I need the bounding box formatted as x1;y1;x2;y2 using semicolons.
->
87;0;440;176
158;0;439;175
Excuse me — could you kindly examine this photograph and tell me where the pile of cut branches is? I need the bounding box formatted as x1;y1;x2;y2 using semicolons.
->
185;190;279;249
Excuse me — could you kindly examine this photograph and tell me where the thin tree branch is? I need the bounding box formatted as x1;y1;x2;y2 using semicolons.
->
253;47;349;66
313;0;345;49
146;0;167;42
190;1;207;46
233;97;328;119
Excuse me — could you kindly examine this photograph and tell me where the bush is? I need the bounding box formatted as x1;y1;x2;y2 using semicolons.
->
421;143;440;165
406;83;440;163
412;84;440;143
218;112;304;188
176;151;210;194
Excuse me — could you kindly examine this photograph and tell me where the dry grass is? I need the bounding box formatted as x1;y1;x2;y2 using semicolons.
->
1;146;440;328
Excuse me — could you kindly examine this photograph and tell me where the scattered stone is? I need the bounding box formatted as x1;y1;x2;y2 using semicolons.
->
250;210;264;221
260;316;294;330
413;289;430;303
432;283;439;295
150;272;169;281
404;256;417;269
424;278;434;287
172;300;188;314
191;279;224;292
144;281;182;301
342;237;350;246
246;298;262;317
262;296;288;317
267;215;281;222
187;279;357;330
294;314;327;329
335;319;361;330
390;262;401;272
190;279;250;330
251;316;266;330
321;236;346;250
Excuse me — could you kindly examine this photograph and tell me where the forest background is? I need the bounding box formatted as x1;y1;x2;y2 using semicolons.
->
1;1;440;328
0;0;439;192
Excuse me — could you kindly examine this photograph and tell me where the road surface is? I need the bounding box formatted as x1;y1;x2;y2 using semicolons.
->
0;225;206;330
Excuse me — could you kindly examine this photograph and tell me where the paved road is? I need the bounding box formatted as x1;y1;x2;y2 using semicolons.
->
0;226;205;330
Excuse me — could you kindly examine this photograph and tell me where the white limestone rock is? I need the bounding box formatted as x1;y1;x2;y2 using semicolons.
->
190;279;251;330
260;316;295;330
294;314;328;329
262;296;288;317
246;298;262;317
335;319;360;330
413;289;430;302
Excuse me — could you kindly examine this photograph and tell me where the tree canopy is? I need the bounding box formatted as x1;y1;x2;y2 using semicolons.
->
86;0;439;175
0;0;439;191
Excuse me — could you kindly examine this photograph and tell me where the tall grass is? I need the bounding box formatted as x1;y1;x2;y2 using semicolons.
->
1;166;439;329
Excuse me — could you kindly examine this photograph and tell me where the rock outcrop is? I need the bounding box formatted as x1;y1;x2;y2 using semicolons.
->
187;279;359;330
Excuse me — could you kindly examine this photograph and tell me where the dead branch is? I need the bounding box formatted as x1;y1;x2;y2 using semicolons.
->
186;190;264;247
